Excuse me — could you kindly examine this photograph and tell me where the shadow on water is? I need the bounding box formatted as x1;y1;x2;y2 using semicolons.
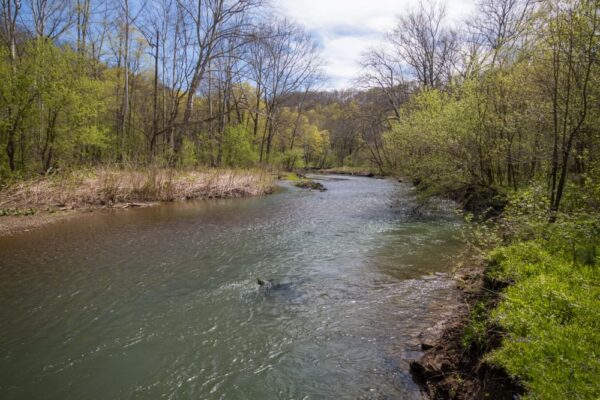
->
0;175;464;400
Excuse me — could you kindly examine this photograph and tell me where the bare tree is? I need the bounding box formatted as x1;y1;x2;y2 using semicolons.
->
387;0;457;89
250;18;321;162
27;0;74;40
76;0;92;55
0;0;21;66
468;0;534;67
245;23;269;140
358;47;410;119
174;0;262;160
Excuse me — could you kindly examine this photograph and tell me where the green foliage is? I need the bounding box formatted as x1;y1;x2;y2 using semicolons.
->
488;242;600;399
503;184;600;266
0;40;112;176
462;212;503;252
462;301;491;350
180;138;197;167
281;172;302;181
488;242;555;282
0;207;37;216
456;161;600;400
383;85;482;194
222;124;258;167
480;180;600;399
276;148;305;171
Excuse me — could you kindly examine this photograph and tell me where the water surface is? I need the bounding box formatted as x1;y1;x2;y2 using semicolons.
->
0;175;463;399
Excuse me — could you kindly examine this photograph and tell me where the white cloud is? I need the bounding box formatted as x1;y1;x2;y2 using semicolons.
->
271;0;476;90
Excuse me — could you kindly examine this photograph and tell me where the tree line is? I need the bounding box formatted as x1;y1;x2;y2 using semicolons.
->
352;0;599;217
0;0;326;179
2;0;599;219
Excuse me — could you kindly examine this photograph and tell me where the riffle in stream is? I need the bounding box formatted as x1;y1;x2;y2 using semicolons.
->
0;175;463;399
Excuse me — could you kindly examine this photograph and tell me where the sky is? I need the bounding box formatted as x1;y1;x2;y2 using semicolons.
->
272;0;477;90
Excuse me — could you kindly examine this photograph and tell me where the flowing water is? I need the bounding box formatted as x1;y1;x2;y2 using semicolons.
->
0;175;464;399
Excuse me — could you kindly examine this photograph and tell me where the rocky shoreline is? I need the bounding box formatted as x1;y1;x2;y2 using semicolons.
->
409;265;523;399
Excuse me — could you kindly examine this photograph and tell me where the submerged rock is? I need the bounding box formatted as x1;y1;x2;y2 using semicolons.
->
257;278;273;290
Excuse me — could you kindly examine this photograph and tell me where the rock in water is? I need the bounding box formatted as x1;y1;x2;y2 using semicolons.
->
294;180;327;192
257;278;273;290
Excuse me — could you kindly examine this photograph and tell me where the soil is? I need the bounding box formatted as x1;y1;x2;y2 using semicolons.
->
409;266;525;400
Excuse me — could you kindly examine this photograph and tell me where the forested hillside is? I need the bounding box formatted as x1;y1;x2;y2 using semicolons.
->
1;0;599;207
0;0;330;179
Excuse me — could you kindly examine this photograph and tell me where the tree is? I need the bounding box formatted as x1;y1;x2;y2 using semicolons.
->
541;0;598;219
387;0;458;89
359;48;410;119
175;0;262;160
27;0;74;41
249;18;320;162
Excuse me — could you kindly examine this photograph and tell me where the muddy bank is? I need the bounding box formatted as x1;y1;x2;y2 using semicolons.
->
0;168;273;237
409;264;523;399
0;203;164;237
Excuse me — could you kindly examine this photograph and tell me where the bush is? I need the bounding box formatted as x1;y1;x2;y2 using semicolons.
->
222;124;258;167
486;242;600;399
277;148;304;171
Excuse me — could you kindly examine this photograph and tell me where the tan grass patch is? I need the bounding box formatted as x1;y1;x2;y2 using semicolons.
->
0;167;274;210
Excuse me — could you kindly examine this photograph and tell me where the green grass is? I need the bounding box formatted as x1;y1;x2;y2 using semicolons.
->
484;242;600;399
281;172;302;181
462;300;490;350
0;207;37;216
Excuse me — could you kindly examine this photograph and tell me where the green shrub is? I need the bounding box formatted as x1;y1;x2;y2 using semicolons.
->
487;242;555;282
222;124;258;167
462;301;490;350
486;241;600;399
277;148;304;171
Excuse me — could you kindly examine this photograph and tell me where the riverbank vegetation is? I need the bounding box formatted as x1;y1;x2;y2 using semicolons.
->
0;0;330;183
0;167;273;235
0;167;273;210
358;0;598;397
425;185;600;399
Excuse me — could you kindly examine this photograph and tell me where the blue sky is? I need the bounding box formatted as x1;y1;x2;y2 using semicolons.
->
272;0;476;90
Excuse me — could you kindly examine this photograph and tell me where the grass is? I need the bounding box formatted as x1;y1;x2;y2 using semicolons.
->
0;167;274;211
478;241;600;399
280;172;302;181
462;300;490;351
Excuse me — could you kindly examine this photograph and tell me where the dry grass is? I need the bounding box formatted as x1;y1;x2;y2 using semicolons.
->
0;167;274;210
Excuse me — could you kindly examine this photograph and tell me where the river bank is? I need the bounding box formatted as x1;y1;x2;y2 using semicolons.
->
311;166;382;177
0;167;274;236
409;185;600;399
404;179;520;399
410;260;524;399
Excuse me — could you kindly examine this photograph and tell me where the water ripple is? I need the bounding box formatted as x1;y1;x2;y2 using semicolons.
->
0;176;463;399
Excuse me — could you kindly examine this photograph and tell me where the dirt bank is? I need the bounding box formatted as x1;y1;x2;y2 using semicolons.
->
0;168;273;237
409;263;524;399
